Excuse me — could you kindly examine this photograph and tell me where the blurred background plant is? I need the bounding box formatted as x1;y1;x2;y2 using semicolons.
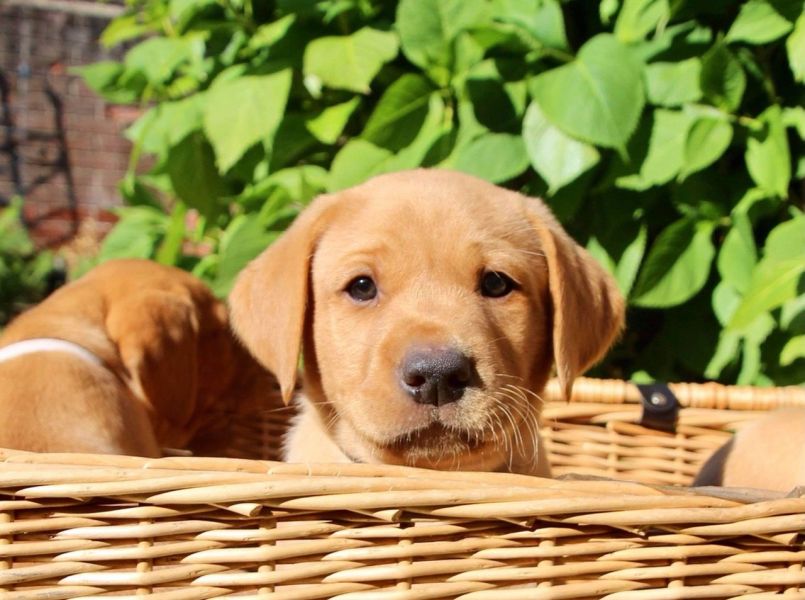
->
75;0;805;386
0;198;57;328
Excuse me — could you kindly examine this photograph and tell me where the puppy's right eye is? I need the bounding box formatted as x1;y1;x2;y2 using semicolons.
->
480;271;517;298
346;276;377;302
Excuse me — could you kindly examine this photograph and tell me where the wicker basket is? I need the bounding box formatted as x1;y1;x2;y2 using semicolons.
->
2;378;805;599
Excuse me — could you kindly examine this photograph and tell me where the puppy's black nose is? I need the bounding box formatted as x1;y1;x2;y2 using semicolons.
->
400;347;474;406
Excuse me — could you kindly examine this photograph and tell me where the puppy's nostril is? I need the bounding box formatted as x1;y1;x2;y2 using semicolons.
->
404;374;427;388
448;371;470;389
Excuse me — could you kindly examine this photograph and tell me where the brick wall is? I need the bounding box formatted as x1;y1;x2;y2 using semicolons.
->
0;1;131;247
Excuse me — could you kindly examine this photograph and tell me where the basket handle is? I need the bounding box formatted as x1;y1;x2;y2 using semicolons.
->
544;377;805;411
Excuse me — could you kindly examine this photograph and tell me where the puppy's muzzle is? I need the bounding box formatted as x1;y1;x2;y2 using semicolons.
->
399;346;475;407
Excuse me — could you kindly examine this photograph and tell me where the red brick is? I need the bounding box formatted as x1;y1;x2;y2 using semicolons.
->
0;4;130;248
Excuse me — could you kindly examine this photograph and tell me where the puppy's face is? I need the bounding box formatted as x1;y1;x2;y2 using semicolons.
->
231;170;623;471
307;179;551;469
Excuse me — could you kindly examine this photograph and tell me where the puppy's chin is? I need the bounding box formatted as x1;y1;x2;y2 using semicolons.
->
377;424;510;471
341;405;531;472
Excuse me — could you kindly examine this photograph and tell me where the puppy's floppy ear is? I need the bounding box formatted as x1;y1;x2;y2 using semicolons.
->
106;291;200;427
229;194;337;404
527;201;625;400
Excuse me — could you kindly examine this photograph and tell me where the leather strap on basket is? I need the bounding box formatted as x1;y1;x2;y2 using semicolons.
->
636;383;680;433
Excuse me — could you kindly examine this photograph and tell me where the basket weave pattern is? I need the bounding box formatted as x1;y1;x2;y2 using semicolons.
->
541;378;805;487
0;378;803;599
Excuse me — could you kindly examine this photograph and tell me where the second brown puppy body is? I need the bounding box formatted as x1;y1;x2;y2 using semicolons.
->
232;169;624;475
0;259;272;456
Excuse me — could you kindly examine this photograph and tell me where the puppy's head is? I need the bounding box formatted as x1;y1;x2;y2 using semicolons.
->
231;169;623;470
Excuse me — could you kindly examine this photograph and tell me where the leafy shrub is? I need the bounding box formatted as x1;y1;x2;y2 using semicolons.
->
0;200;56;328
79;0;805;385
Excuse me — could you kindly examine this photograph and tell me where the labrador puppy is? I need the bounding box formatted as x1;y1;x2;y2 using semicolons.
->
230;169;624;475
0;259;273;456
694;409;805;492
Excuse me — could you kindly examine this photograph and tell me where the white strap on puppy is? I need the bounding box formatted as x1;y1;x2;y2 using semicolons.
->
0;338;103;367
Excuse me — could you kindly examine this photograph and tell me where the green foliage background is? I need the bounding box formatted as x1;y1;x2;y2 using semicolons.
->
0;200;55;327
79;0;805;386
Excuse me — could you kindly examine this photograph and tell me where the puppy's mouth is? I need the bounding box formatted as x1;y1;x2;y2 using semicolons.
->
336;385;544;470
369;409;524;470
385;422;486;452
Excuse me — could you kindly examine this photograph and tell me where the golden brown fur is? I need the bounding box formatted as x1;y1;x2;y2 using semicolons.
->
694;410;805;492
0;259;272;456
230;169;624;474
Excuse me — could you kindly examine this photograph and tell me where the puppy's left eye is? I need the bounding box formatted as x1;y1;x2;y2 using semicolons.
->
480;271;517;298
346;276;378;302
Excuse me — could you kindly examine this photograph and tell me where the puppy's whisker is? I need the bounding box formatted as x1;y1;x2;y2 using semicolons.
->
493;392;522;462
496;385;544;463
495;373;524;381
502;386;542;444
510;383;546;406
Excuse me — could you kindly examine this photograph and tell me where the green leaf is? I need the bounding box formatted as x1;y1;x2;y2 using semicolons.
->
304;27;398;94
615;224;648;296
530;34;645;153
745;105;791;198
362;74;436;150
645;59;702;107
614;0;670;43
397;0;488;71
681;117;733;178
213;215;281;297
452;31;486;78
765;215;805;261
522;101;600;192
726;0;794;45
202;70;292;173
72;61;141;104
712;280;743;326
729;258;805;330
717;213;757;294
169;0;217;26
0;199;33;255
781;293;805;331
465;63;526;133
491;0;569;50
100;14;152;48
126;94;205;157
705;329;741;378
783;106;805;140
386;93;449;171
700;43;746;112
631;218;716;308
155;202;188;266
453;133;530;183
249;14;296;50
328;139;394;191
124;36;204;86
587;222;647;296
729;216;805;331
270;115;318;171
788;13;805;82
306;98;360;145
737;312;775;384
781;335;805;366
240;165;328;209
165;133;228;217
616;109;692;190
73;61;122;91
99;207;167;261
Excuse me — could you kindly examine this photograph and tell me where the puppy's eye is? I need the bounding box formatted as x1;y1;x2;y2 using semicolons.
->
346;276;377;302
480;271;516;298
